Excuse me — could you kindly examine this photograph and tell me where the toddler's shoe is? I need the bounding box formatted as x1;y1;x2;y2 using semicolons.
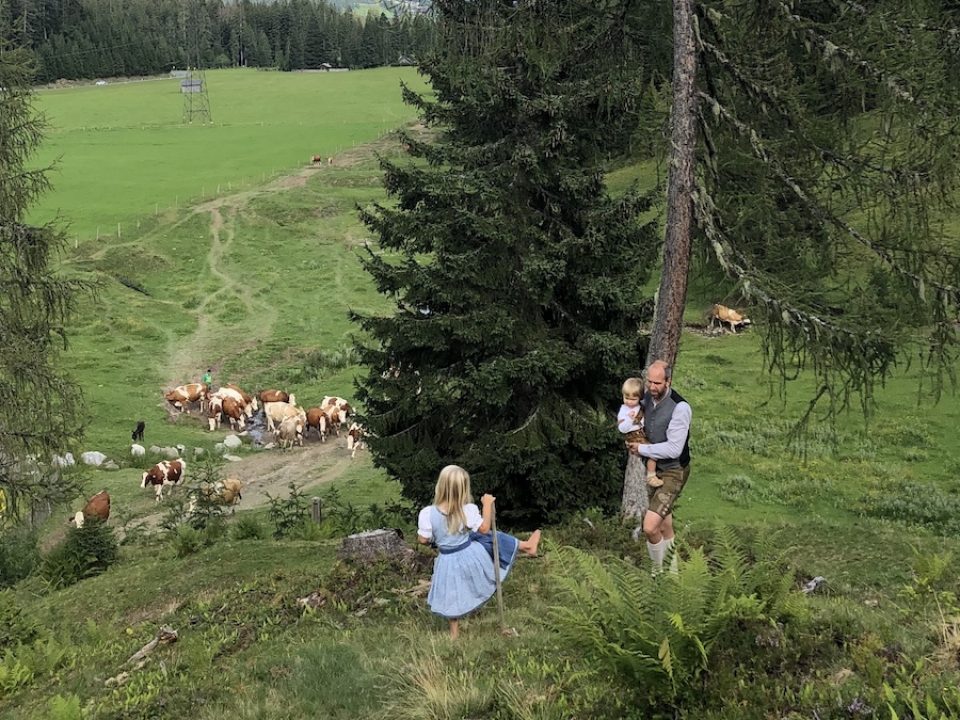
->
646;475;664;488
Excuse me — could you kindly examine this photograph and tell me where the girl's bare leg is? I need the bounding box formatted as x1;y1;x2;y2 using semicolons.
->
517;529;542;557
449;619;459;639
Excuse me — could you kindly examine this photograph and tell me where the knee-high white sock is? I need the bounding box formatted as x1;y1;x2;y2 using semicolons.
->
665;537;679;574
647;538;666;572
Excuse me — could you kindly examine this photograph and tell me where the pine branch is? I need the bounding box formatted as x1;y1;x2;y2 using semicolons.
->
698;90;960;299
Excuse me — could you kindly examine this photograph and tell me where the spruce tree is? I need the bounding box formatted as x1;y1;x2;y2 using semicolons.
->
0;47;90;521
354;0;658;523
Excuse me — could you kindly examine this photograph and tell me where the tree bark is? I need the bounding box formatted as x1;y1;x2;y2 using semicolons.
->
624;0;697;525
621;452;648;539
646;0;698;370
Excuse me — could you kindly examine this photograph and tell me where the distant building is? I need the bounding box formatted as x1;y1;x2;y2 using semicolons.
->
180;78;203;93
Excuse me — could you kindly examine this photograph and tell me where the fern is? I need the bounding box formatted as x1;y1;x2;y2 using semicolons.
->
549;530;805;712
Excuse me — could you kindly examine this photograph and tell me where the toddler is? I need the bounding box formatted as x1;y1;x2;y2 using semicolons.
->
618;377;662;488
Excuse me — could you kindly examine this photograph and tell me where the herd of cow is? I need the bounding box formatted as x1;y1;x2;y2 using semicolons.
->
133;384;369;504
162;384;366;451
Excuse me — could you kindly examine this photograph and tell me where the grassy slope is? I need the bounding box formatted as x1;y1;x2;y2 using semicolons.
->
3;69;960;718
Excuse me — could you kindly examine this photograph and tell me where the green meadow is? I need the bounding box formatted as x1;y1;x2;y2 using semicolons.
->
3;68;960;719
31;67;427;242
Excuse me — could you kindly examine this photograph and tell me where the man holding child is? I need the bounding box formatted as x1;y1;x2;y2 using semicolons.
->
626;360;692;573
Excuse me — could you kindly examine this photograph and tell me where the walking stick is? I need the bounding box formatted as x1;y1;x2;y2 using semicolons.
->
490;499;506;631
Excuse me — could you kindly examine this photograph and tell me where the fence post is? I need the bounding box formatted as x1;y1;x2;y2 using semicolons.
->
311;497;322;524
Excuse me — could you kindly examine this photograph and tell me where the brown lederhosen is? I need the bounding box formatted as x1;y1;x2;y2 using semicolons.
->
647;464;691;518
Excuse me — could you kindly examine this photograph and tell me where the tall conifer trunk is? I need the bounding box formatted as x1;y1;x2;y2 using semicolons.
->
646;0;697;370
623;0;697;528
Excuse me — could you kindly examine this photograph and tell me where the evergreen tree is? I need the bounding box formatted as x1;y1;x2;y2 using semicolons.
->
0;47;91;522
354;0;657;523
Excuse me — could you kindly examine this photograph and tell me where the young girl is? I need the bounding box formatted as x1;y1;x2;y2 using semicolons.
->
417;465;541;639
618;377;663;488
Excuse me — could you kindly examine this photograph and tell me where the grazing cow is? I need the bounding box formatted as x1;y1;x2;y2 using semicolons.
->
305;407;329;442
164;383;208;413
321;396;352;430
311;154;323;164
141;459;186;502
263;401;306;432
70;490;111;528
346;422;367;458
709;304;752;333
189;477;244;514
258;389;290;404
275;416;304;448
131;420;145;442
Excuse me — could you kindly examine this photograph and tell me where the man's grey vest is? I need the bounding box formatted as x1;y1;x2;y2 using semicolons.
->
642;388;691;470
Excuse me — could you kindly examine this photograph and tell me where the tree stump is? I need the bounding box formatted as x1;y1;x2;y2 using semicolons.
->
338;528;414;564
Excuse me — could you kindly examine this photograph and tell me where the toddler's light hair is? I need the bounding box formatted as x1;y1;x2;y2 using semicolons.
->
434;465;472;534
622;377;643;398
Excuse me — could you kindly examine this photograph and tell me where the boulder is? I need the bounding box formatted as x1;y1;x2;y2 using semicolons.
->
52;452;76;468
81;451;108;467
102;461;120;471
131;444;146;458
161;446;180;460
223;434;243;450
193;447;205;457
214;443;225;455
223;454;243;462
149;445;162;455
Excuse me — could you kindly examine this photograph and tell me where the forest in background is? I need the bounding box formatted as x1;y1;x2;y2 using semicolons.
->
0;0;435;81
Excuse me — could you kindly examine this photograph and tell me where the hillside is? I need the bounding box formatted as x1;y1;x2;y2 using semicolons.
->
3;70;960;719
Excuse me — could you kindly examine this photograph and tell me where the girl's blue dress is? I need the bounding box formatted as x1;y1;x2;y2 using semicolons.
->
425;506;518;619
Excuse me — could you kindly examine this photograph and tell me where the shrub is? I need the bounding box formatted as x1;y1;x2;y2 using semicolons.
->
42;518;118;588
231;515;267;540
0;589;42;649
266;481;309;539
0;526;40;588
172;525;203;558
719;474;755;506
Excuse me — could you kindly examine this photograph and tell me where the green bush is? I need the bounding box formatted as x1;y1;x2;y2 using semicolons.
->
42;518;118;588
231;515;267;540
0;526;40;588
172;525;203;558
719;474;755;506
857;482;960;534
0;589;42;650
266;482;309;539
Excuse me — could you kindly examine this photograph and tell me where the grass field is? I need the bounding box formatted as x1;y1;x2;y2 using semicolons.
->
3;68;960;719
31;67;427;242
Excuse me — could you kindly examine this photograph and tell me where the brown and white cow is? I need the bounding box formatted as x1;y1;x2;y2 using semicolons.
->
224;383;259;413
165;383;208;413
206;395;224;431
305;407;329;442
258;389;291;404
141;459;186;502
189;477;244;514
347;422;367;459
275;416;304;448
69;489;111;528
709;304;752;333
321;396;352;431
263;401;306;433
221;396;247;431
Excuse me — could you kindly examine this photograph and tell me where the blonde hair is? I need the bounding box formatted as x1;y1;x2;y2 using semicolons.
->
434;465;472;534
622;377;643;398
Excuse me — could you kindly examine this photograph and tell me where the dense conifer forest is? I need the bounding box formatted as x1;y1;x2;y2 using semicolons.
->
0;0;435;81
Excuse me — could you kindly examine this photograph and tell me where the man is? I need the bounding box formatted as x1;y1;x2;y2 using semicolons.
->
627;360;692;573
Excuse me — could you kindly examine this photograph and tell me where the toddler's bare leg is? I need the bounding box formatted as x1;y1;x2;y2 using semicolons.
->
449;619;459;639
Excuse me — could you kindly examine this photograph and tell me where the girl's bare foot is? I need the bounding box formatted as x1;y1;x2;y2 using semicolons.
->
519;529;542;557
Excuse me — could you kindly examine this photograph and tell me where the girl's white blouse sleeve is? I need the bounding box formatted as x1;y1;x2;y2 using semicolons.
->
417;506;433;539
464;503;482;531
